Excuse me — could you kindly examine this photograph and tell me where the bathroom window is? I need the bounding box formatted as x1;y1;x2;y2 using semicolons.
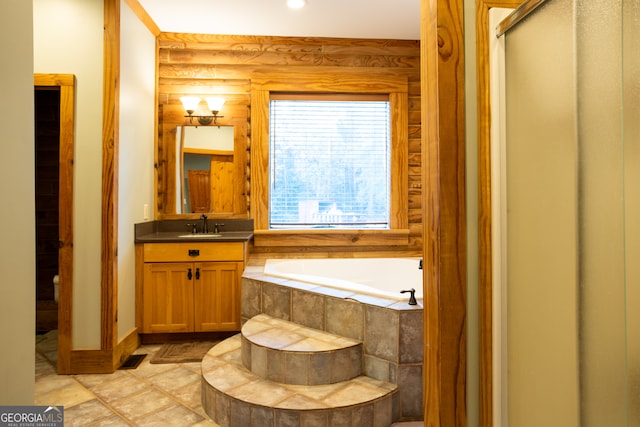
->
268;94;390;229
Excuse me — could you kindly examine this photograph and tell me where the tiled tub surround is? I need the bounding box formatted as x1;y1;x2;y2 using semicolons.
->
202;318;397;427
241;264;424;421
242;314;363;385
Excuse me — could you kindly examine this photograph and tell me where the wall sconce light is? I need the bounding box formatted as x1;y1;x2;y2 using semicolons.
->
180;96;225;126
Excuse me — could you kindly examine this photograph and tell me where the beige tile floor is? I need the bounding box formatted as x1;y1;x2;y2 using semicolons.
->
35;331;220;426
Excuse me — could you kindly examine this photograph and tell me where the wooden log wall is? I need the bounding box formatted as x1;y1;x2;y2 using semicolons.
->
157;33;422;258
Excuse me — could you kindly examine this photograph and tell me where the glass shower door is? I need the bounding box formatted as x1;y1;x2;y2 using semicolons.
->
498;0;640;425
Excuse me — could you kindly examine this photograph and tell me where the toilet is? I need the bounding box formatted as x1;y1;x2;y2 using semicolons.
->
53;275;59;302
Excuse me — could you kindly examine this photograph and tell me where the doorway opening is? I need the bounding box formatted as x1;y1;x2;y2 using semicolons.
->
34;74;75;373
35;86;60;333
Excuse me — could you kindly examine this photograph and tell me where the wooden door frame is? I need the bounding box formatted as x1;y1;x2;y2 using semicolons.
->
48;0;126;374
101;0;120;360
476;1;523;426
34;73;75;374
421;0;467;425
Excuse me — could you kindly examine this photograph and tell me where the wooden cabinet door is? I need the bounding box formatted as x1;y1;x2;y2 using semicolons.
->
142;262;194;333
194;261;242;332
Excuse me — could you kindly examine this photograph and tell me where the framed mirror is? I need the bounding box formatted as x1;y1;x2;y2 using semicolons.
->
173;125;235;214
156;95;249;219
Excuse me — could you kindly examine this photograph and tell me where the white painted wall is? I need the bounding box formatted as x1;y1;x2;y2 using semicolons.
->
33;0;104;349
0;0;35;403
118;0;156;340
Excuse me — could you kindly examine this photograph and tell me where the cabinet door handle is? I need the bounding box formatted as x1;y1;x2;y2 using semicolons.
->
195;268;200;280
187;268;192;280
188;249;200;257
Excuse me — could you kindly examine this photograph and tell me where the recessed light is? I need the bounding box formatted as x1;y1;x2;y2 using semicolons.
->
287;0;307;9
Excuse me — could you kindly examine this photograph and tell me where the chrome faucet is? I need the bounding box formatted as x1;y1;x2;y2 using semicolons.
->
213;223;224;234
200;214;209;234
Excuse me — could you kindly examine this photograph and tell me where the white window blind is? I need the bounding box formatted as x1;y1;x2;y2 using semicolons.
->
269;97;391;229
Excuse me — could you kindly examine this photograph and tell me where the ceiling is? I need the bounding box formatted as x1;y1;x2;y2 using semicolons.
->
137;0;420;40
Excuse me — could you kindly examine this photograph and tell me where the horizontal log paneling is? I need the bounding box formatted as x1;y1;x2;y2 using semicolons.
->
158;78;251;94
157;32;421;257
159;64;418;81
159;32;419;51
253;229;410;248
409;195;423;211
158;63;419;82
409;152;423;167
162;49;419;69
251;72;409;93
247;249;421;263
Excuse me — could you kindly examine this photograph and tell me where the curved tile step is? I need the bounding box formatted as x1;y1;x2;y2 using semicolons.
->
241;313;362;385
202;335;398;427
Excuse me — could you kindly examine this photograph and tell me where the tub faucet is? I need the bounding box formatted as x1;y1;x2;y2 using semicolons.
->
200;214;209;234
401;288;418;305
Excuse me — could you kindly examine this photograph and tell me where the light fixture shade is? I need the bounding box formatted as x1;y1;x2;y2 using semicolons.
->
287;0;306;9
205;97;226;112
180;96;201;113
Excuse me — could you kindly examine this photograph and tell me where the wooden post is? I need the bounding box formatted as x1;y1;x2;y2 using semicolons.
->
421;0;467;425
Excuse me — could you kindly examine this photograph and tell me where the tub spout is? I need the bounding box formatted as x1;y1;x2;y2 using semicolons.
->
401;288;418;305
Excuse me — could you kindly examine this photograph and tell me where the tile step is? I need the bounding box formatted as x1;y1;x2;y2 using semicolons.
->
202;335;398;427
241;313;363;384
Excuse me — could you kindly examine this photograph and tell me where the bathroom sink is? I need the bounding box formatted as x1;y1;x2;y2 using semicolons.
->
178;234;223;238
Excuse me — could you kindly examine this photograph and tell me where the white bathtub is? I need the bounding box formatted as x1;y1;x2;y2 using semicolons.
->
263;257;423;301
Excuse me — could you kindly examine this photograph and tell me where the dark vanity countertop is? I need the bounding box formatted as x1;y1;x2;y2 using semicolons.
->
135;231;253;243
134;219;253;243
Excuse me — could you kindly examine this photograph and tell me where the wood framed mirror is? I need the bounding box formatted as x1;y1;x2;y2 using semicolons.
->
175;125;235;214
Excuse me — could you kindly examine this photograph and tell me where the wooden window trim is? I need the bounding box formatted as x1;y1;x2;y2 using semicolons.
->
250;72;409;247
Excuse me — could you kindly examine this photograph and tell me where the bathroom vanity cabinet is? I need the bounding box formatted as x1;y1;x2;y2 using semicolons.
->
136;241;247;334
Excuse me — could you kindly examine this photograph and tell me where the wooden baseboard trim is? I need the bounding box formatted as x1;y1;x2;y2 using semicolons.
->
113;328;140;371
63;329;140;374
67;349;114;374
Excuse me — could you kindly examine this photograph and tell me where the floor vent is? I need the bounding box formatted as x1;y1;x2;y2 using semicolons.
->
118;354;146;370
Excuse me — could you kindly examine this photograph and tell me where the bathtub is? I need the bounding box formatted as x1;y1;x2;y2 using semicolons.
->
263;257;423;301
242;258;425;420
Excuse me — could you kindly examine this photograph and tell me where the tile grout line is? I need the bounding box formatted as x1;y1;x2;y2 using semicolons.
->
36;342;216;426
38;355;131;425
